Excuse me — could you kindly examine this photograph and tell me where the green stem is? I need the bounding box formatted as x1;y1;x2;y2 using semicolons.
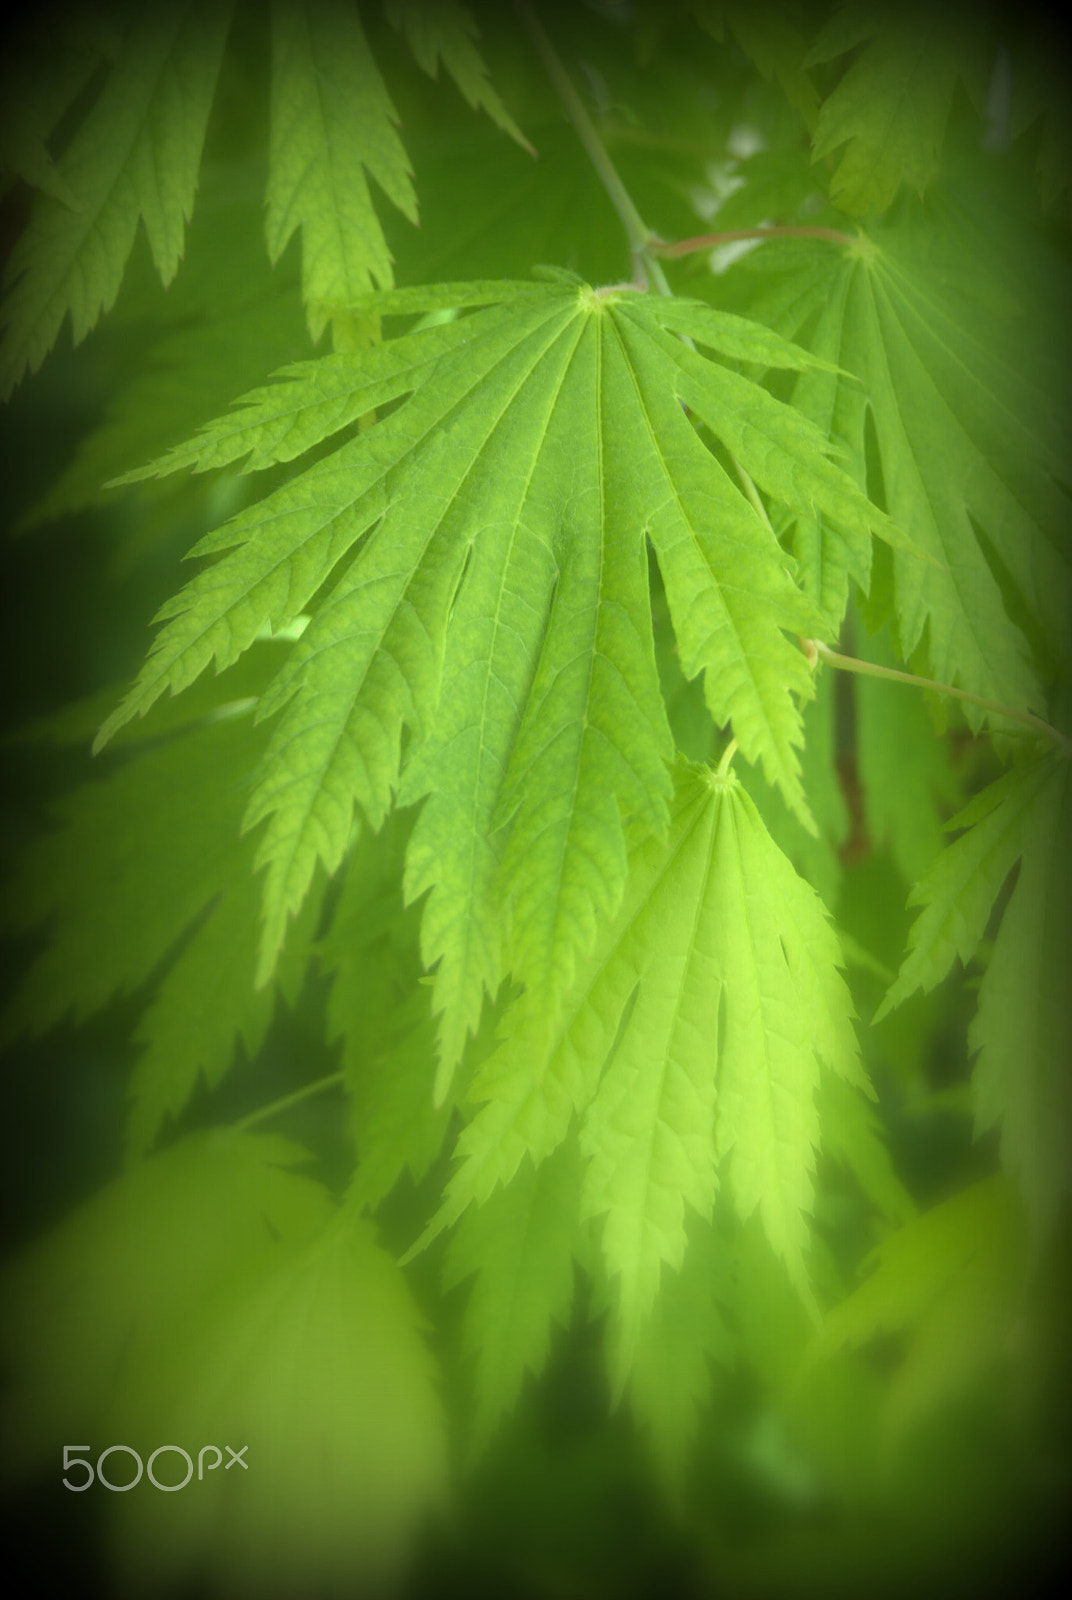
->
513;2;651;273
733;458;775;534
652;225;856;256
803;637;1072;755
230;1070;345;1135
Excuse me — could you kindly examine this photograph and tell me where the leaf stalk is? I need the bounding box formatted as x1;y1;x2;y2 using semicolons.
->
716;738;738;777
651;225;857;256
802;637;1072;755
230;1071;345;1135
513;2;653;278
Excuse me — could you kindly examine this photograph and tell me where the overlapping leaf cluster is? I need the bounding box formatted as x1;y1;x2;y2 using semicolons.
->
2;3;1070;1594
0;0;532;394
95;275;892;1085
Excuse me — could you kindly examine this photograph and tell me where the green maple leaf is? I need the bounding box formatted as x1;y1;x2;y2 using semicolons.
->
626;1212;733;1493
266;0;417;344
694;0;819;128
0;0;234;399
429;759;861;1379
807;1;991;216
97;276;893;1090
22;157;308;530
877;754;1072;1234
812;1175;1026;1439
443;1140;581;1455
2;3;1069;1581
1;714;265;1042
320;811;452;1212
750;215;1069;708
0;688;317;1159
0;9;106;210
386;0;535;155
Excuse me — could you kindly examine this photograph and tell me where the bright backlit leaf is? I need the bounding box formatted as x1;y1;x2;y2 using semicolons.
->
96;279;893;1087
432;759;861;1376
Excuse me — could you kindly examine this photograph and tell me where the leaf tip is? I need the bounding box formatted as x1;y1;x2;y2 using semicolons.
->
871;988;898;1026
92;708;126;755
399;1204;453;1266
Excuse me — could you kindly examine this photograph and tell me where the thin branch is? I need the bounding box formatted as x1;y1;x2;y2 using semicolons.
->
732;457;775;535
652;225;856;257
513;1;651;272
230;1071;345;1135
802;637;1072;755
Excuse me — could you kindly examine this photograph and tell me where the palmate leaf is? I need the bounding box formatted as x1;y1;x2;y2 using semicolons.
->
877;754;1072;1233
749;210;1070;708
98;277;893;1086
386;0;535;156
812;1176;1026;1439
443;1139;581;1454
693;0;819;129
266;0;417;344
23;157;309;530
430;760;861;1378
626;1212;733;1494
0;0;234;400
0;697;316;1158
806;1;990;216
0;9;106;209
320;811;452;1212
